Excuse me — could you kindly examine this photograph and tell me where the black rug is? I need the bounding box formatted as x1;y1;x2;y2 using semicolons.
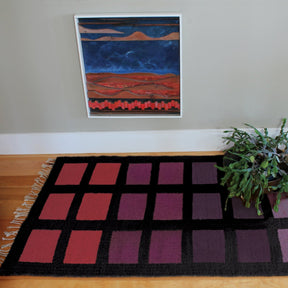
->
1;155;288;276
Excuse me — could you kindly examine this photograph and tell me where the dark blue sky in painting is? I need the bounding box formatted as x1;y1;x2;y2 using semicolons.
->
78;16;180;75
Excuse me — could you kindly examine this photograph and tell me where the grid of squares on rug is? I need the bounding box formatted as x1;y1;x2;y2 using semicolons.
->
1;155;288;276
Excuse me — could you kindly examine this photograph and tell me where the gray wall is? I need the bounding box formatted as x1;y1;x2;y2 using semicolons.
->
1;0;287;133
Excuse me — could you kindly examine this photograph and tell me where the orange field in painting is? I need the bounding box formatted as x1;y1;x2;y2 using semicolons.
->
86;72;180;114
86;72;180;100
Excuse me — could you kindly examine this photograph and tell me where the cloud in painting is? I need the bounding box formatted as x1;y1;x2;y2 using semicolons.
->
78;25;124;34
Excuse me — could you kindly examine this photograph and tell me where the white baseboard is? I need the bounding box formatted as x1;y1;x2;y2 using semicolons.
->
1;128;283;155
0;129;228;155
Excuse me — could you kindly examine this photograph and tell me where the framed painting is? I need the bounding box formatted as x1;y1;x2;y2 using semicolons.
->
74;14;182;118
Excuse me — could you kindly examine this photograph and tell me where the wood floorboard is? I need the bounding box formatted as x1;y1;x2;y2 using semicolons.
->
0;176;36;188
0;188;32;200
0;159;47;176
0;153;287;287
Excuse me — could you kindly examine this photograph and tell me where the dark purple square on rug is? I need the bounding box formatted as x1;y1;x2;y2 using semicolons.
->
149;230;182;264
158;162;184;185
192;193;222;219
236;230;271;263
108;231;142;264
192;162;218;184
278;229;288;262
117;193;147;220
192;230;225;263
232;198;264;219
153;193;183;220
126;163;152;185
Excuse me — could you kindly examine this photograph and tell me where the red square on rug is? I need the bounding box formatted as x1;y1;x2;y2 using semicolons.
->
39;194;75;220
64;230;102;264
89;163;121;185
19;229;61;263
55;163;88;185
76;193;112;220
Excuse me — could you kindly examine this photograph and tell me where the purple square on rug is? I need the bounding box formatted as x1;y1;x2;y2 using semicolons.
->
268;194;288;218
278;229;288;262
149;230;182;264
126;163;152;185
158;162;184;185
108;231;142;264
192;162;218;184
192;230;225;263
117;193;147;220
236;230;271;263
192;193;222;219
153;193;183;220
232;198;264;219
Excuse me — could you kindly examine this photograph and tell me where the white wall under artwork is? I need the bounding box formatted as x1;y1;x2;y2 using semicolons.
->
0;0;287;154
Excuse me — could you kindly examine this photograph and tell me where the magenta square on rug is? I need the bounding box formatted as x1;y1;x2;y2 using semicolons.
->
117;193;147;220
126;163;152;185
192;162;217;184
158;162;184;185
149;230;182;263
153;193;183;220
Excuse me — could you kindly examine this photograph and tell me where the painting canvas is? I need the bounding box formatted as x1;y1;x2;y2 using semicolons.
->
74;15;181;117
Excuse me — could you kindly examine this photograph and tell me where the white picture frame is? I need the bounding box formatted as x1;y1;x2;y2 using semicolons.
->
74;14;182;118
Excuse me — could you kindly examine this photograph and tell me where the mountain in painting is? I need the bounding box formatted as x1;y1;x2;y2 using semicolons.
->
81;31;180;42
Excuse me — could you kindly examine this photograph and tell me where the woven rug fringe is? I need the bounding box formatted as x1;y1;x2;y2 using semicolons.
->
0;158;55;265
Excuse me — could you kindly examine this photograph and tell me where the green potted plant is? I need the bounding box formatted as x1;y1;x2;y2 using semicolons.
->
216;118;288;215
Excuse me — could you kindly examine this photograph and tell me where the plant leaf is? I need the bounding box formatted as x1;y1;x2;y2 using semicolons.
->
260;159;269;169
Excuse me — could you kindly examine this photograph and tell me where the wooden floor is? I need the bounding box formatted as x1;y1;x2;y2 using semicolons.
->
0;152;287;288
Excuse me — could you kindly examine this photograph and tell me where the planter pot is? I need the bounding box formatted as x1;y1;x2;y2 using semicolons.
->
242;177;281;203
